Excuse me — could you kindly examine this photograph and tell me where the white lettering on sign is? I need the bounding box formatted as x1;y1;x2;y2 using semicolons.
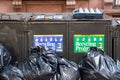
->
55;38;57;41
94;38;96;41
76;42;96;51
99;38;102;41
35;38;38;42
82;38;85;41
76;42;96;46
45;38;47;41
77;38;79;41
50;38;52;41
76;47;89;52
88;38;91;42
60;38;62;41
40;38;43;42
39;42;56;50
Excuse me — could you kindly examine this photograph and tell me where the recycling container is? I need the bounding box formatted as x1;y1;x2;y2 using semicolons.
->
68;20;112;63
0;20;27;61
27;20;68;59
113;25;120;60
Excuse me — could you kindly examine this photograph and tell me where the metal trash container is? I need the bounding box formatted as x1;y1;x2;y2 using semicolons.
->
27;20;68;59
0;20;27;62
68;20;112;63
113;25;120;60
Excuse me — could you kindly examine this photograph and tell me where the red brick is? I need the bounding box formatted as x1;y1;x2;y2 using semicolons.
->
0;0;13;12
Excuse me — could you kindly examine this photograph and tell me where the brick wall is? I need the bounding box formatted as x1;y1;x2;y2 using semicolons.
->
0;0;119;18
1;0;103;12
0;0;13;12
22;1;66;12
104;0;120;18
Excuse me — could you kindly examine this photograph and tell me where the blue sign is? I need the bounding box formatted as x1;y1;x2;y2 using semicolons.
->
34;35;63;52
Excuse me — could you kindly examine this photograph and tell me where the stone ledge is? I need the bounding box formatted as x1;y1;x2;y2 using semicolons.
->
104;0;113;4
105;9;120;15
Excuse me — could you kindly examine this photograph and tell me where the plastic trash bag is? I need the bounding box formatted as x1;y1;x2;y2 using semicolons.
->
51;58;80;80
18;54;56;80
18;53;41;80
0;45;57;80
29;45;58;70
0;65;25;80
59;58;80;80
18;45;57;80
0;43;12;70
79;47;120;80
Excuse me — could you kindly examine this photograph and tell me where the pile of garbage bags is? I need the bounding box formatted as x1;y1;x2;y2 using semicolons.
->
0;44;80;80
51;58;80;80
79;47;120;80
0;43;120;80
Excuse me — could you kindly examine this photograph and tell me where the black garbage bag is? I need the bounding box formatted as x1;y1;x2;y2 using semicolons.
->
0;65;25;80
51;58;80;80
0;45;57;80
18;53;41;80
114;60;120;79
18;45;57;80
0;43;12;71
116;60;120;71
79;47;120;80
29;45;58;70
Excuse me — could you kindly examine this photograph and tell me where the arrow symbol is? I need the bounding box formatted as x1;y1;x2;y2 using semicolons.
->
50;38;53;41
45;38;47;41
55;38;57;41
59;38;62;41
35;38;38;42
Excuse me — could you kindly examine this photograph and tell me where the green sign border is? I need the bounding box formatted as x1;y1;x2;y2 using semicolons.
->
74;34;105;53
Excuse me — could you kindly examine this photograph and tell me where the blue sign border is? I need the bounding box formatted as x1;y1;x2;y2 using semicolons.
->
34;35;63;53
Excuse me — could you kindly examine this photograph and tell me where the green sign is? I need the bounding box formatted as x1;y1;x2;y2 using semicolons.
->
74;34;104;53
